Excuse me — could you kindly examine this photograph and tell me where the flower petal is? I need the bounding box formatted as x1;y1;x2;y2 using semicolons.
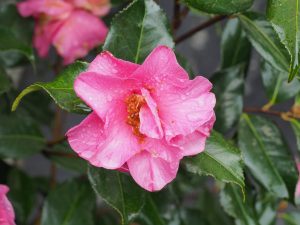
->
170;131;206;156
67;107;140;169
66;112;105;160
0;185;15;225
139;88;163;139
87;51;139;78
71;0;110;16
132;46;189;90
52;10;108;64
17;0;72;19
33;20;63;58
156;76;216;140
74;72;136;119
296;163;300;198
127;139;182;191
169;113;215;156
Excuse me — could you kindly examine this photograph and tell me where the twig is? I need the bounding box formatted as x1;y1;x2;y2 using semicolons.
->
173;0;181;31
243;107;300;120
43;150;77;158
175;15;228;44
47;136;66;147
244;107;282;117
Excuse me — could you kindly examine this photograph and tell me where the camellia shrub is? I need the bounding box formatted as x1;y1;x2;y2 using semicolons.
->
0;0;300;224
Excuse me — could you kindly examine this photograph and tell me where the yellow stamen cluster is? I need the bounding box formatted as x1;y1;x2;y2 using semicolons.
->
125;94;145;138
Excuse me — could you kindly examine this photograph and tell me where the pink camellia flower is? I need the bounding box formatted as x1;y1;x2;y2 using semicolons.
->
17;0;109;64
66;46;216;191
0;185;15;225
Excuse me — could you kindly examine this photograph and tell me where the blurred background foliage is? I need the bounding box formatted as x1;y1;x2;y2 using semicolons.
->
1;0;300;225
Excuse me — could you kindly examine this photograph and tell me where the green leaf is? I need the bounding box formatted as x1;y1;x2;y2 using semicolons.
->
0;66;10;95
261;60;300;105
133;196;166;225
290;119;300;154
220;184;259;225
182;0;254;14
223;186;278;225
103;0;174;63
238;114;298;199
12;61;90;113
0;27;34;65
239;12;289;73
18;92;54;125
182;131;245;193
88;166;146;225
41;179;95;225
221;18;251;69
0;4;33;44
282;212;300;225
255;194;278;225
212;64;246;133
196;183;234;225
0;4;34;67
267;0;300;81
47;141;87;173
0;114;45;158
7;169;37;224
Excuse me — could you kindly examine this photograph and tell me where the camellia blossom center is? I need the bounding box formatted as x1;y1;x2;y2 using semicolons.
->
125;93;146;138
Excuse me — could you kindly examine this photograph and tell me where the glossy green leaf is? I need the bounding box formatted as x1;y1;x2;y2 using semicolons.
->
261;60;300;105
7;169;37;224
238;114;298;199
0;114;45;158
103;0;174;63
41;179;95;225
212;64;246;133
239;13;289;73
221;18;251;69
182;0;254;14
282;212;300;225
220;184;260;225
0;27;34;65
267;0;300;81
182;131;245;192
12;61;90;113
88;166;146;225
48;141;87;173
0;66;10;95
290;119;300;154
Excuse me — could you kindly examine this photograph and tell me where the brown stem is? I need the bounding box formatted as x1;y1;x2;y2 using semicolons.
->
175;15;228;44
43;150;77;158
47;136;66;147
244;107;282;117
243;107;300;120
49;107;64;188
173;0;181;31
